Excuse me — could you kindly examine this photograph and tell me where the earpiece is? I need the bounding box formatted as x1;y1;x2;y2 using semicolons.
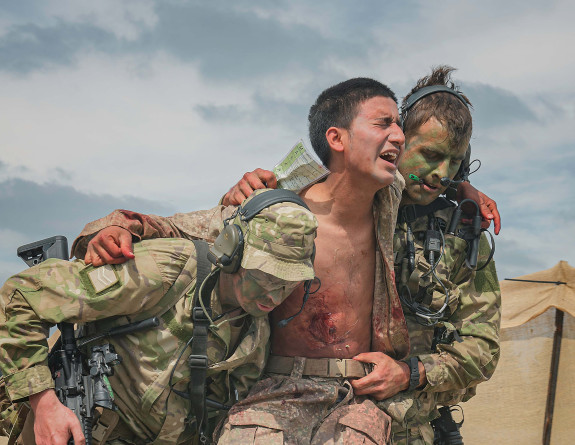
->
207;223;244;274
208;189;310;274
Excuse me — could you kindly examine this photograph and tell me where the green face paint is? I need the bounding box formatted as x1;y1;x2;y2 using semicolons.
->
399;117;468;206
230;269;298;316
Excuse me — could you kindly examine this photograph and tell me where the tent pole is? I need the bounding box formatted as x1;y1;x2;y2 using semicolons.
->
543;308;564;445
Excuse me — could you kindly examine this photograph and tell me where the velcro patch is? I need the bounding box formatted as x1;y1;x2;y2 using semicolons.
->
87;265;119;293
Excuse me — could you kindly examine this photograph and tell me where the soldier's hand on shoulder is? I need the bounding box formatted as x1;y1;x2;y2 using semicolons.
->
30;389;85;445
222;168;277;206
85;226;135;267
456;182;501;235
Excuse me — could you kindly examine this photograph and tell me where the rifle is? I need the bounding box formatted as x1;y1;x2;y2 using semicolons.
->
431;405;464;445
17;236;159;445
430;327;464;445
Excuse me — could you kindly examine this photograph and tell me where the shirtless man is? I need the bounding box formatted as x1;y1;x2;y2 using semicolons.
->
73;78;410;443
213;67;502;445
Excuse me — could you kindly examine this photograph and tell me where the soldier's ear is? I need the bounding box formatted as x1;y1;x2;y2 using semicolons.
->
325;127;347;153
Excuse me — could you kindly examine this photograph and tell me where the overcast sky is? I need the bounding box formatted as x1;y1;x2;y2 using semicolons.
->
1;0;574;283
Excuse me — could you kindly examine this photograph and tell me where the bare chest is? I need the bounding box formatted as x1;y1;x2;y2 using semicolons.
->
270;225;377;357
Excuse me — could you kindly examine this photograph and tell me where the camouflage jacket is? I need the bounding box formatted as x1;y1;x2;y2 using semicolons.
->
381;201;501;437
0;238;269;444
71;175;411;360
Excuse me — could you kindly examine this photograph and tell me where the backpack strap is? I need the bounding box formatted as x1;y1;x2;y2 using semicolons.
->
398;197;455;225
188;239;218;443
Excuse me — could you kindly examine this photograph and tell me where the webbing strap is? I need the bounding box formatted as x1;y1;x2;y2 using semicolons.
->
193;240;212;302
91;409;120;445
238;189;309;221
189;239;214;442
398;197;455;225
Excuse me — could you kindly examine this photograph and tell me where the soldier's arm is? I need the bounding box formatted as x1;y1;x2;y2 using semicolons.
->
417;234;501;393
0;240;192;401
456;182;501;234
221;168;277;206
221;171;502;236
72;206;230;263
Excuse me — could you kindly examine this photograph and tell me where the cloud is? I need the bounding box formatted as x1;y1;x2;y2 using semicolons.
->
0;0;158;39
0;178;176;282
0;177;174;237
0;0;573;294
196;91;308;131
461;82;537;129
0;1;368;82
0;22;118;75
493;237;549;280
137;1;368;82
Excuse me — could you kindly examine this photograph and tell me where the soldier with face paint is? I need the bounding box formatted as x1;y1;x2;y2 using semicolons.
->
0;193;318;445
356;66;501;444
69;72;500;445
212;67;501;445
70;78;411;445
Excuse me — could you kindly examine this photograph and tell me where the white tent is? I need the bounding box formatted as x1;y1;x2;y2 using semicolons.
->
461;261;575;444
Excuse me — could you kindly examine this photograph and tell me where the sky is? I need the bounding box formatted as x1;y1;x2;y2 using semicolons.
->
0;0;574;283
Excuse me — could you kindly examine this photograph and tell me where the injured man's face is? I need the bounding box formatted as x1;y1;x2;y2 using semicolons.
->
223;268;302;317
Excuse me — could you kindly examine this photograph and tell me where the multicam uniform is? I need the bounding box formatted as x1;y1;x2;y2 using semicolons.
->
0;196;320;445
382;201;501;445
66;178;499;445
0;238;269;444
215;360;392;444
69;175;412;445
71;176;411;360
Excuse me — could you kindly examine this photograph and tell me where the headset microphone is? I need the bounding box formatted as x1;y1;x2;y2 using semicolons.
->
409;174;424;183
440;177;466;187
412;174;465;189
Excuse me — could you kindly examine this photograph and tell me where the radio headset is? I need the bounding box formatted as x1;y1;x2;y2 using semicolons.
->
170;189;320;441
207;189;310;273
401;85;472;186
399;86;495;325
207;188;319;327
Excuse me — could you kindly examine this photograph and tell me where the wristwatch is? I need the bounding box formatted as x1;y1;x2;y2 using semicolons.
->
404;356;420;391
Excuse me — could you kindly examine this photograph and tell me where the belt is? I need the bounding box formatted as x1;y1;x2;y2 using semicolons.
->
266;355;370;378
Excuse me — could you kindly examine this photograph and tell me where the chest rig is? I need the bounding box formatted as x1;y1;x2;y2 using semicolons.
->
395;198;469;326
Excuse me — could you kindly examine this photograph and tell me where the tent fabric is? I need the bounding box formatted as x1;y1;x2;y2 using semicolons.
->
461;261;575;444
501;260;575;328
461;307;575;444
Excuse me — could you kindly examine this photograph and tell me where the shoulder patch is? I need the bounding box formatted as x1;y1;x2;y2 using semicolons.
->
86;265;120;294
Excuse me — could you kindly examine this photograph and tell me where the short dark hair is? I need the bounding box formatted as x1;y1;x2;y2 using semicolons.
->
308;78;397;167
401;66;472;152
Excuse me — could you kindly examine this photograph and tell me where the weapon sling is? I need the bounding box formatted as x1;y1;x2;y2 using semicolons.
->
188;239;219;443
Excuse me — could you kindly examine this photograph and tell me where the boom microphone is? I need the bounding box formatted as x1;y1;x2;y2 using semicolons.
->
440;177;465;187
409;174;424;183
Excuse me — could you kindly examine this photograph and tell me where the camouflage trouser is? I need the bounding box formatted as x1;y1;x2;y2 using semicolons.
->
390;422;434;445
216;374;391;445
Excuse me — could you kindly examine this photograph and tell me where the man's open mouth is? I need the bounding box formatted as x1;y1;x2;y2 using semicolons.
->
420;179;438;191
379;152;398;164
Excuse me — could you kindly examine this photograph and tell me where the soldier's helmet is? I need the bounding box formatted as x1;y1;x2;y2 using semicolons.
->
235;189;317;282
